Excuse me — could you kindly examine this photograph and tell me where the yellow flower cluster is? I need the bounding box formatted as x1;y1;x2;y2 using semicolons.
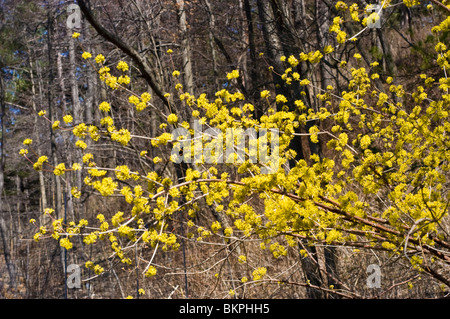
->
73;123;88;138
63;115;73;124
99;101;110;112
151;132;173;147
92;177;117;196
83;232;97;245
144;266;157;277
111;128;132;146
33;156;48;171
95;54;105;64
226;69;239;80
403;0;420;7
116;60;129;72
128;92;151;112
53;163;66;176
167;113;178;124
329;17;347;44
60;238;73;250
82;52;92;59
75;140;87;150
85;261;104;275
252;267;267;281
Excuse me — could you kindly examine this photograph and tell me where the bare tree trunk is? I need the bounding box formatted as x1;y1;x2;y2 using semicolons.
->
57;48;76;225
68;36;83;193
0;218;16;290
0;67;17;292
376;28;396;76
203;0;220;89
28;52;48;218
243;0;259;116
315;1;331;91
15;175;22;236
47;11;62;222
83;20;96;126
176;0;194;96
46;11;66;298
69;32;81;125
257;0;285;93
56;52;68;115
257;0;338;298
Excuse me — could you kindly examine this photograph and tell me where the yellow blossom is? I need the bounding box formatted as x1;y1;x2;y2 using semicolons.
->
99;101;111;112
324;45;334;54
252;267;267;281
141;92;151;103
260;90;270;99
145;266;157;277
75;140;87;150
111;128;132;146
60;238;73;250
226;69;239;80
300;79;310;86
54;163;66;176
116;60;129;72
63;115;73;124
33;156;48;171
52;120;60;130
71;187;81;199
95;54;105;64
118;75;130;85
82;52;92;59
167;113;178;124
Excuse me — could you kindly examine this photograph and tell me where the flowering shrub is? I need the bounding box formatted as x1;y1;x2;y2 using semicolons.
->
20;1;450;297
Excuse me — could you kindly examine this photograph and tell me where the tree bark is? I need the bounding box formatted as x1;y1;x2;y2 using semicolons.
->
243;0;258;104
28;50;48;216
68;35;83;192
176;0;194;96
84;20;96;126
0;64;17;291
46;10;62;222
203;0;220;89
0;65;6;216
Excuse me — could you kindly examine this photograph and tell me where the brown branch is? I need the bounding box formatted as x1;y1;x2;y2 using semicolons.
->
429;0;450;13
375;274;421;298
423;266;450;288
266;279;359;299
77;0;169;108
149;177;450;264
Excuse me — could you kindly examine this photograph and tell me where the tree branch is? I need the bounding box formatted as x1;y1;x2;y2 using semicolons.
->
77;0;169;107
429;0;450;13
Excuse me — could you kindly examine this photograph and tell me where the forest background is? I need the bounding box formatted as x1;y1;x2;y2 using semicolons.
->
0;0;449;299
